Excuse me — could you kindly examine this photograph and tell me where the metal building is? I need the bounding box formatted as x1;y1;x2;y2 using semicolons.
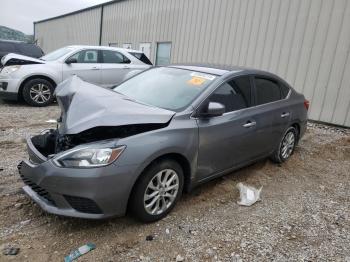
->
34;0;350;127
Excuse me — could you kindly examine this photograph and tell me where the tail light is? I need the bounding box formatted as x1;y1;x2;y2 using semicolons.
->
304;99;310;110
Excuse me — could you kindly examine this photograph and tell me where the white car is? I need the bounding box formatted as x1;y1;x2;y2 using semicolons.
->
0;45;152;106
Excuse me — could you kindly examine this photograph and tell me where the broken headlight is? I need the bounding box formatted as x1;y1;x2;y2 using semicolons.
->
53;145;126;168
1;65;21;75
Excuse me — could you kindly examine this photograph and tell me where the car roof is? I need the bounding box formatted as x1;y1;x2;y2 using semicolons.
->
65;45;143;53
168;64;275;77
0;39;28;44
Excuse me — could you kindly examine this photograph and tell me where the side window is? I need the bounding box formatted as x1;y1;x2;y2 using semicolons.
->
280;83;290;98
209;77;251;113
255;77;281;105
69;50;98;63
102;50;130;64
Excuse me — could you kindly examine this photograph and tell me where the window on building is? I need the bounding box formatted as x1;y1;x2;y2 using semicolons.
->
255;77;281;105
155;42;171;66
102;50;130;63
69;50;98;63
209;77;252;113
122;43;132;49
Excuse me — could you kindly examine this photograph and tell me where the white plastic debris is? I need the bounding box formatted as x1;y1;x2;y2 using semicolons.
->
46;119;57;123
236;183;262;206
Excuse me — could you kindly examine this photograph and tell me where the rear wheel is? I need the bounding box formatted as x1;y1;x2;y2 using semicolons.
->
129;159;184;222
270;126;297;163
22;78;54;107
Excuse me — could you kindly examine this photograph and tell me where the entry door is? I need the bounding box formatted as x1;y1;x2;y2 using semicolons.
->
139;42;151;60
155;42;171;65
62;49;101;85
196;77;258;180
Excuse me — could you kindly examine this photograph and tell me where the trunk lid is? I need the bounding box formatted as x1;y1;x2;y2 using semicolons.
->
55;76;176;135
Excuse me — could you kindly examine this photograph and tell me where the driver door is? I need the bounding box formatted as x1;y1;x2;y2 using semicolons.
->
196;76;259;181
62;49;102;85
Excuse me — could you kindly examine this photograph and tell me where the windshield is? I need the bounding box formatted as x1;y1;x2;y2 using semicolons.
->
113;67;217;111
41;47;75;61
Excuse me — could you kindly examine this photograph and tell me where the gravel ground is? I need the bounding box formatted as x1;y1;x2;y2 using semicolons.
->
0;100;349;261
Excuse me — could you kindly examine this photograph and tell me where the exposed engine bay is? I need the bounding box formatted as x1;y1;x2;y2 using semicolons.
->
30;75;175;158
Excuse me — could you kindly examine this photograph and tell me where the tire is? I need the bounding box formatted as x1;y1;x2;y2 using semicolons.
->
129;159;184;222
22;78;54;107
270;126;297;164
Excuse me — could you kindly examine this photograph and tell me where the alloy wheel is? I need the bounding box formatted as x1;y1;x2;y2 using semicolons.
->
281;131;295;159
143;169;179;215
29;84;51;104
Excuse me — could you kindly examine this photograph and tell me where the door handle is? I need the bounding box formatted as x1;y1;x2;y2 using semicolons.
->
281;112;290;118
123;66;130;69
91;67;100;70
243;121;256;128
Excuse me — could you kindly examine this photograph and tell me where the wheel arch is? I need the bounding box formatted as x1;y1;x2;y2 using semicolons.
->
18;75;57;100
290;122;301;142
127;152;192;208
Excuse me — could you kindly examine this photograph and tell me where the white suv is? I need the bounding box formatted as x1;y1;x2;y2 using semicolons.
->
0;45;152;106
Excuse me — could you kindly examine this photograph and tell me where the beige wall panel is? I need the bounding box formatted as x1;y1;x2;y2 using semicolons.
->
35;8;101;52
35;0;350;126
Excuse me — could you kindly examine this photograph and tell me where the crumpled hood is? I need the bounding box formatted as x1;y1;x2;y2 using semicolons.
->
55;76;176;135
1;53;45;66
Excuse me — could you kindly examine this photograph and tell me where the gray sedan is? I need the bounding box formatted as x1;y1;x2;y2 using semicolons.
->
18;65;308;222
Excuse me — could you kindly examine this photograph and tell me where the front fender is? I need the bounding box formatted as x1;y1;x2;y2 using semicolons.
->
17;64;62;89
115;118;199;191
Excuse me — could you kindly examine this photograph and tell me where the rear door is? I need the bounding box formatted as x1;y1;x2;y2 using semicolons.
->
196;76;259;180
62;49;102;85
250;76;291;155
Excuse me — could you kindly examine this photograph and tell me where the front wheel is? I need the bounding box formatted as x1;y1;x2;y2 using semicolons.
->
129;159;184;222
22;78;54;107
270;126;297;163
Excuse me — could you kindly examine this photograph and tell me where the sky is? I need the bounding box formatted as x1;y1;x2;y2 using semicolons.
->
0;0;111;34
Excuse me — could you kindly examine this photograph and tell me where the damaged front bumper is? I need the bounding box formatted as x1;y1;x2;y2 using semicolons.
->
18;135;139;219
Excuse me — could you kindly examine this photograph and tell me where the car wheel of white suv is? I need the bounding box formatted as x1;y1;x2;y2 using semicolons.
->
22;78;54;107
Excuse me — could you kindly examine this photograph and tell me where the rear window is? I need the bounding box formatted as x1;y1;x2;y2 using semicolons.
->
128;52;152;65
0;42;16;53
15;43;43;58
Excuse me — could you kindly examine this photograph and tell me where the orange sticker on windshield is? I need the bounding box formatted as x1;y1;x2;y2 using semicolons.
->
187;77;206;86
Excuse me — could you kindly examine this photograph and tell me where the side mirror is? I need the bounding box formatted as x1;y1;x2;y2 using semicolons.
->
65;57;78;64
198;102;225;118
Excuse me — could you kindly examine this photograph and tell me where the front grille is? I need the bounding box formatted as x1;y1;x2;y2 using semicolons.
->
64;195;103;214
18;161;56;206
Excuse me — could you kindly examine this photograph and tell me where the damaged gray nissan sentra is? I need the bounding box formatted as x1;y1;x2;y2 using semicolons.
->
18;65;309;222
